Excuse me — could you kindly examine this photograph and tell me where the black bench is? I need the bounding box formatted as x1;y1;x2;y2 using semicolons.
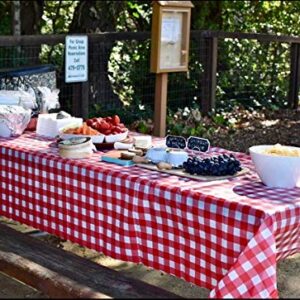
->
0;224;181;299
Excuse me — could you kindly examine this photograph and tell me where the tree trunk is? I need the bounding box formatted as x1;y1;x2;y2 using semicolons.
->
64;0;125;114
11;1;21;36
20;0;44;65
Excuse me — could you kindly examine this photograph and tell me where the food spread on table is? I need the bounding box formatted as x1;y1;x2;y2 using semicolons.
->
1;106;300;185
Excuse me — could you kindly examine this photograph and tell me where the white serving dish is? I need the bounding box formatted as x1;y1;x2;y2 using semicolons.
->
104;130;128;143
249;145;300;188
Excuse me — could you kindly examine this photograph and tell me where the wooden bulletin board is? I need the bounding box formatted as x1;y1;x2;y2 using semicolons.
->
150;1;193;73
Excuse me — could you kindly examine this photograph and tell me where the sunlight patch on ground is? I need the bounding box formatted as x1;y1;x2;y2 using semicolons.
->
260;119;280;127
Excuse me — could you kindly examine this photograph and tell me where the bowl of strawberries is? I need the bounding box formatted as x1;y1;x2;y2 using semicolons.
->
86;115;128;143
60;115;128;146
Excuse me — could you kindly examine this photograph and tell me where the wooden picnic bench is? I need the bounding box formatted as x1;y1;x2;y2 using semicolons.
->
0;223;181;299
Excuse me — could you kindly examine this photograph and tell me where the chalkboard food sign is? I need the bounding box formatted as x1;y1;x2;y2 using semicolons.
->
187;136;210;152
166;135;186;149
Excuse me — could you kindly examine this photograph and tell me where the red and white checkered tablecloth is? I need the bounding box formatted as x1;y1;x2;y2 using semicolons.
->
1;132;300;298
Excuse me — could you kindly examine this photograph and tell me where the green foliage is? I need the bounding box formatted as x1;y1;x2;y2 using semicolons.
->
215;1;300;111
41;1;78;34
0;1;11;35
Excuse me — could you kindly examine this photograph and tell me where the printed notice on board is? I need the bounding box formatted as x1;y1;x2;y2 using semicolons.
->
161;17;181;44
65;35;88;83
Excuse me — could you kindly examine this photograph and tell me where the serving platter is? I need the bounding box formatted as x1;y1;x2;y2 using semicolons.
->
136;163;249;181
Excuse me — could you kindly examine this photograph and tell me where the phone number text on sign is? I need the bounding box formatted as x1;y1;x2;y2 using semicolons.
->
65;36;88;83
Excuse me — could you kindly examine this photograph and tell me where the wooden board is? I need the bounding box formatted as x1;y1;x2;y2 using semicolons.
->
136;163;249;181
0;223;181;299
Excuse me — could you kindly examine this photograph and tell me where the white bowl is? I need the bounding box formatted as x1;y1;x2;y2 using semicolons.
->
249;145;300;188
166;149;189;167
146;147;167;163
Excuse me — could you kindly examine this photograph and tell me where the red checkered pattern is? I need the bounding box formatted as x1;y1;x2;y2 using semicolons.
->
1;132;300;298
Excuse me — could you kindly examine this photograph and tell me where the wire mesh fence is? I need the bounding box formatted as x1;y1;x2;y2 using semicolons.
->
216;38;291;111
0;30;298;120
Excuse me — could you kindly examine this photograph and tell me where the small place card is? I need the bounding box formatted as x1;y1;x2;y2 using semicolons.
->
165;135;186;149
187;136;210;152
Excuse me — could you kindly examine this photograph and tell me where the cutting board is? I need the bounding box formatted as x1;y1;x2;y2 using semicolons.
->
100;150;134;166
136;163;249;181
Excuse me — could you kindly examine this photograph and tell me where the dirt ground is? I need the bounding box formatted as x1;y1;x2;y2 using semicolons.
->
1;108;300;298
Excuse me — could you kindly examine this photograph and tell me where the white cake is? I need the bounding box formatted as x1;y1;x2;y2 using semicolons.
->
36;113;83;138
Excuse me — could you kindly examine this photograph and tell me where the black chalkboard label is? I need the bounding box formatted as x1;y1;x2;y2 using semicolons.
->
165;135;186;149
187;136;210;152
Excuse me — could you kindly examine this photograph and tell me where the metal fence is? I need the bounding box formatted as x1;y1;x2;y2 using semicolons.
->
0;30;299;120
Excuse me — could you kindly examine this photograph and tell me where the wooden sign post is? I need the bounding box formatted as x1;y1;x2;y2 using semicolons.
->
150;1;193;137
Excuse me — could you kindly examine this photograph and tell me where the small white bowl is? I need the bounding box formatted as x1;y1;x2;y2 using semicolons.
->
146;147;167;163
249;145;300;188
166;150;189;167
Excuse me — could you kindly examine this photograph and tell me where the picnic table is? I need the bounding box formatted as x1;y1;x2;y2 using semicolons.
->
0;131;300;298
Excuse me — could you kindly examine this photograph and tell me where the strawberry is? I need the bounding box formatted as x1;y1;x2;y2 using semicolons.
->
105;116;112;123
86;119;91;125
112;115;120;125
99;121;111;130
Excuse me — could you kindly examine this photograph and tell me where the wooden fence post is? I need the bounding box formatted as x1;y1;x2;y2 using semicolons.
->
199;36;218;113
288;43;300;109
72;82;89;119
153;73;168;137
81;81;89;118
